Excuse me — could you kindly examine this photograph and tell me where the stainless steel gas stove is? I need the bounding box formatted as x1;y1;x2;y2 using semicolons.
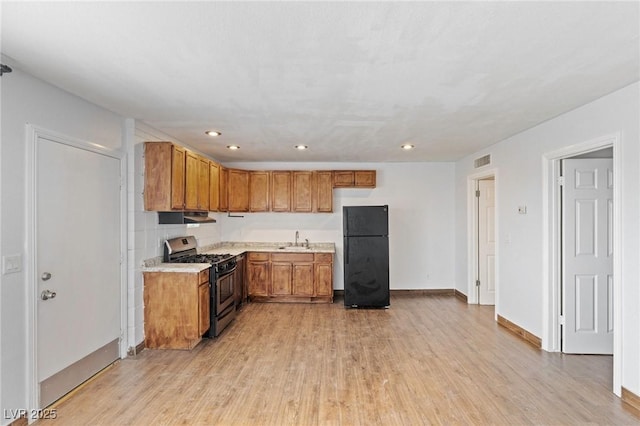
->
164;236;237;337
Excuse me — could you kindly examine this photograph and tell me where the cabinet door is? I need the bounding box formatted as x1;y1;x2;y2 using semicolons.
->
271;263;292;295
228;169;249;212
250;171;270;212
292;263;314;296
219;167;228;212
170;145;186;209
209;161;220;211
355;170;376;187
315;263;333;297
185;151;199;210
247;261;269;296
315;171;333;213
198;283;210;336
233;255;246;307
197;156;210;210
292;171;313;212
333;171;354;188
271;171;291;212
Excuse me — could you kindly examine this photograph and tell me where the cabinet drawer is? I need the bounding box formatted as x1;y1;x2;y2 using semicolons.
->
314;253;333;263
271;252;314;263
199;269;210;284
248;252;270;262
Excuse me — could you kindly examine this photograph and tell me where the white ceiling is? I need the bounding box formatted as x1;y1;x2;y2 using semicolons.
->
2;1;638;162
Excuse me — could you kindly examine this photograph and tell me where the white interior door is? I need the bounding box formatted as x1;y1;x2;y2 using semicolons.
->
562;158;613;354
478;179;496;305
36;136;121;407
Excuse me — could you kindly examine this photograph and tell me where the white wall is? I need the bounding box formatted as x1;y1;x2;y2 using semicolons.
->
222;162;456;291
0;59;124;423
454;82;640;395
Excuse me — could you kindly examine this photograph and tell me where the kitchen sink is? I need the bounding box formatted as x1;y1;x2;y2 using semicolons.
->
278;246;311;250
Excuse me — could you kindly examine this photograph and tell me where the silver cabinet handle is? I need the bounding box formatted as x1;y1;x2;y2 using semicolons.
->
41;290;57;300
41;272;52;281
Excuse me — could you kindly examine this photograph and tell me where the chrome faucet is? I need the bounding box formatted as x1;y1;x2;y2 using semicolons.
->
305;238;309;248
295;230;299;246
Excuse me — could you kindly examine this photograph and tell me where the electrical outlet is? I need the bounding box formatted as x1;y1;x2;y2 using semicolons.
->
2;254;22;274
518;206;527;214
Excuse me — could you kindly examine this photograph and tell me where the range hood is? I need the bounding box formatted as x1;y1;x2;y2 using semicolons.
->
158;211;216;224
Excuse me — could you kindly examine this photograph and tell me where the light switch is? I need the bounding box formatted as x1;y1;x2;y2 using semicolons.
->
2;254;22;274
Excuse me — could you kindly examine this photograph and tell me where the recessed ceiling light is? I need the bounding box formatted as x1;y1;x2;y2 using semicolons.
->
295;145;308;150
206;130;221;137
401;144;415;150
226;145;240;150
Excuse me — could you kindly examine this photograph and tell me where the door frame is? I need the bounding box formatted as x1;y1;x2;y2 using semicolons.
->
467;168;498;309
25;124;128;411
542;132;621;395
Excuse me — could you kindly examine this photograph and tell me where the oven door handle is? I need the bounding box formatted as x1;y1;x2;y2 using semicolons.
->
217;264;237;278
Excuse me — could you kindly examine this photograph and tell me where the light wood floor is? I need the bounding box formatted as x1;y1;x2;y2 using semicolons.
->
44;295;640;425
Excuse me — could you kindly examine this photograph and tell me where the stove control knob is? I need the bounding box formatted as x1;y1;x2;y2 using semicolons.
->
41;290;57;301
41;272;52;281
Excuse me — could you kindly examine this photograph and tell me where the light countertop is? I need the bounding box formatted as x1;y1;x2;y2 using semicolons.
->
143;241;335;272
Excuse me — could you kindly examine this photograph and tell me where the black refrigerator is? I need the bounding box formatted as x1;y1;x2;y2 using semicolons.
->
343;205;390;308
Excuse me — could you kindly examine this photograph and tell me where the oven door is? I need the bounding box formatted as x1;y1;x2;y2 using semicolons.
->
216;267;236;314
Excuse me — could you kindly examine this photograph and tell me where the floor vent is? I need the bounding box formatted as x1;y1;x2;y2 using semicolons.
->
474;154;491;168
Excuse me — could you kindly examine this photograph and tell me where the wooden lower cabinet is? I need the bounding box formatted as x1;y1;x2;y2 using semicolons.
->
247;252;333;303
247;252;270;297
143;269;210;350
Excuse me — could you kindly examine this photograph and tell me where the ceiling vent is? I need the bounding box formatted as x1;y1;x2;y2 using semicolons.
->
474;154;491;168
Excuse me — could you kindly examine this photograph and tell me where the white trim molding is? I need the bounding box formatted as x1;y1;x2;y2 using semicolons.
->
542;132;621;396
466;167;499;313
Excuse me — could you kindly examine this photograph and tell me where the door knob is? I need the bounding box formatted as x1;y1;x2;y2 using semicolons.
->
41;290;57;300
41;272;52;281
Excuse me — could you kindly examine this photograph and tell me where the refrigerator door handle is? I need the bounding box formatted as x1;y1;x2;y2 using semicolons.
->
345;238;349;264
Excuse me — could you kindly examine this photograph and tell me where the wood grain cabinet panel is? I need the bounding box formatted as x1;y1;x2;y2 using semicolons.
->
250;252;332;303
314;262;333;297
247;254;270;297
332;170;376;188
197;156;210;210
355;170;376;187
144;142;187;211
250;171;270;212
228;169;250;212
198;282;210;336
292;263;314;296
170;146;186;209
314;171;333;212
271;262;293;295
292;171;313;212
271;171;292;212
209;161;220;211
143;269;210;350
332;171;354;188
219;167;228;212
184;151;199;210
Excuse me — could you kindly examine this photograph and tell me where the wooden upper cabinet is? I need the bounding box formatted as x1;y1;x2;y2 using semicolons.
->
250;171;270;212
170;146;186;209
144;142;186;211
184;151;199;210
209;161;220;212
333;170;376;188
314;171;333;213
219;167;229;212
271;171;291;212
228;169;250;212
197;156;210;211
292;171;313;213
355;170;376;187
